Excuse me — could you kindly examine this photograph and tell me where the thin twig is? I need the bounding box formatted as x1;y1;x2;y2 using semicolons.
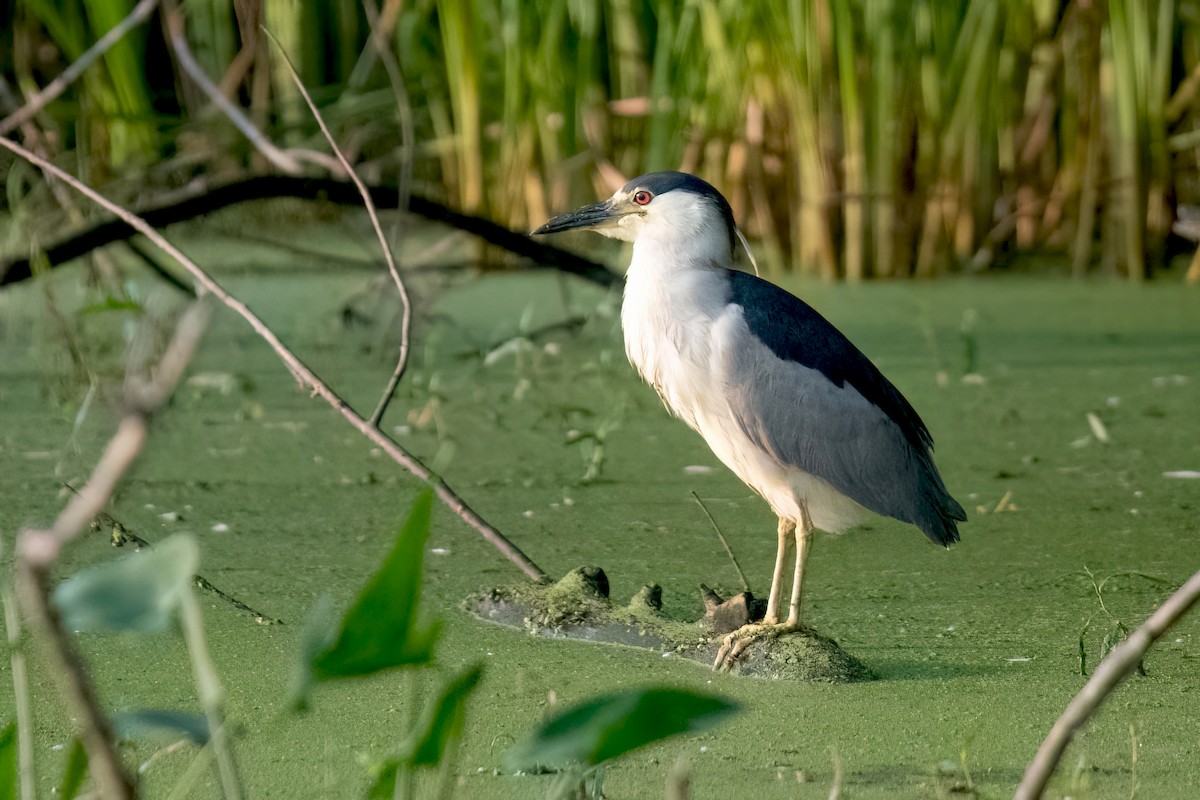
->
22;305;211;567
1;580;36;800
690;491;750;593
15;560;135;800
81;501;283;625
0;175;620;289
14;302;211;800
360;0;416;247
0;134;549;583
0;0;160;136
164;7;338;176
1016;569;1200;799
262;27;413;429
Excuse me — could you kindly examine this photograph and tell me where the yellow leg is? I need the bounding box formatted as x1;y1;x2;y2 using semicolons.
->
714;507;811;670
763;517;794;625
786;504;814;626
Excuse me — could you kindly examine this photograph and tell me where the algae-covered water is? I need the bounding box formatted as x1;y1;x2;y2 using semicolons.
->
2;216;1199;798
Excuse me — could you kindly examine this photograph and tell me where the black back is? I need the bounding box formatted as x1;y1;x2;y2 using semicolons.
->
728;270;934;454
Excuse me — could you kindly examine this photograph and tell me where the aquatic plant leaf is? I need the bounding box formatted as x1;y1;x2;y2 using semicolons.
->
505;687;738;771
58;739;88;800
79;297;143;314
0;722;15;800
364;759;400;799
401;664;484;767
53;535;198;633
311;492;440;678
112;709;209;746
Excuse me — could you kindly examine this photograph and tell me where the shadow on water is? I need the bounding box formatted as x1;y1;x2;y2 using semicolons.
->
859;657;1005;682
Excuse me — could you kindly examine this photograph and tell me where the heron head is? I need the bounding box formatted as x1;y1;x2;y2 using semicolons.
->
533;171;737;260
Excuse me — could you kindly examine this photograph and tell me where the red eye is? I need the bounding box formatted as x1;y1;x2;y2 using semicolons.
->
633;189;653;206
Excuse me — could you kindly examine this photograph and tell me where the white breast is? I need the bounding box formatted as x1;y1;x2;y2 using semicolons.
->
621;250;728;431
620;249;867;532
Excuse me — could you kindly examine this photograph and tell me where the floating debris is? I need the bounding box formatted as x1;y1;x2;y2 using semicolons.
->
1086;412;1110;443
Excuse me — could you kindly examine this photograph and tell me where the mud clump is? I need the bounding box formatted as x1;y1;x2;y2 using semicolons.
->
465;566;873;683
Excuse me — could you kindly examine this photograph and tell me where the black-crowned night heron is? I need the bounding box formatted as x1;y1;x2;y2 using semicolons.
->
533;171;966;667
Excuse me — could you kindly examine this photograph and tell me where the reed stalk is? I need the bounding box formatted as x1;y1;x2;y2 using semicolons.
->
7;0;1200;280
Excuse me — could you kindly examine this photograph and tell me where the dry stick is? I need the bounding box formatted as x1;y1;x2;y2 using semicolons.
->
359;0;416;257
0;0;160;135
359;0;419;424
690;491;750;593
1015;568;1200;800
0;175;620;289
0;135;548;583
14;303;212;800
262;29;413;429
361;0;415;210
15;560;135;800
1;580;36;800
0;69;125;283
85;503;283;624
164;7;337;176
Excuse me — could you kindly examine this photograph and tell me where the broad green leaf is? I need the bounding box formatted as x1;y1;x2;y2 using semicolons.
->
53;535;198;633
112;710;209;746
401;664;484;767
58;739;88;800
0;722;15;800
505;687;738;771
311;492;440;679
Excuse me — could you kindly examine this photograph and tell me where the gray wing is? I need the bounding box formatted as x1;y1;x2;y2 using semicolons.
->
714;297;964;545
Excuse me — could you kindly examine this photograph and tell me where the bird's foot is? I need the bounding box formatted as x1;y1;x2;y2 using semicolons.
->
713;620;803;670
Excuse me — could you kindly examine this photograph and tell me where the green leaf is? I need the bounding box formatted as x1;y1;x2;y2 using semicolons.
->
505;687;738;771
58;739;88;800
112;710;209;746
0;722;15;800
401;664;484;767
311;492;440;679
53;535;198;633
78;297;143;315
363;759;401;800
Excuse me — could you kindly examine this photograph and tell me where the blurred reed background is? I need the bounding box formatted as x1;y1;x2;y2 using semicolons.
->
4;0;1199;280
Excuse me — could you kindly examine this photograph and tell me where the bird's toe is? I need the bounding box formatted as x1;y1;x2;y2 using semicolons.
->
712;621;803;671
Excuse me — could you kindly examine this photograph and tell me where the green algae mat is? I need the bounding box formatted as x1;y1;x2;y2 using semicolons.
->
2;222;1199;798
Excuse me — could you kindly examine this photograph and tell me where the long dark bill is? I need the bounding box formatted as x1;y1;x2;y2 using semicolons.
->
531;199;620;235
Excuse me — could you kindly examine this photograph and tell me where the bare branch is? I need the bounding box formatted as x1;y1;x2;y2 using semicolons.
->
0;134;549;583
14;302;211;800
0;0;160;136
22;303;211;568
164;7;308;175
0;175;619;290
1016;569;1200;799
262;27;413;428
359;0;418;425
1;580;37;800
